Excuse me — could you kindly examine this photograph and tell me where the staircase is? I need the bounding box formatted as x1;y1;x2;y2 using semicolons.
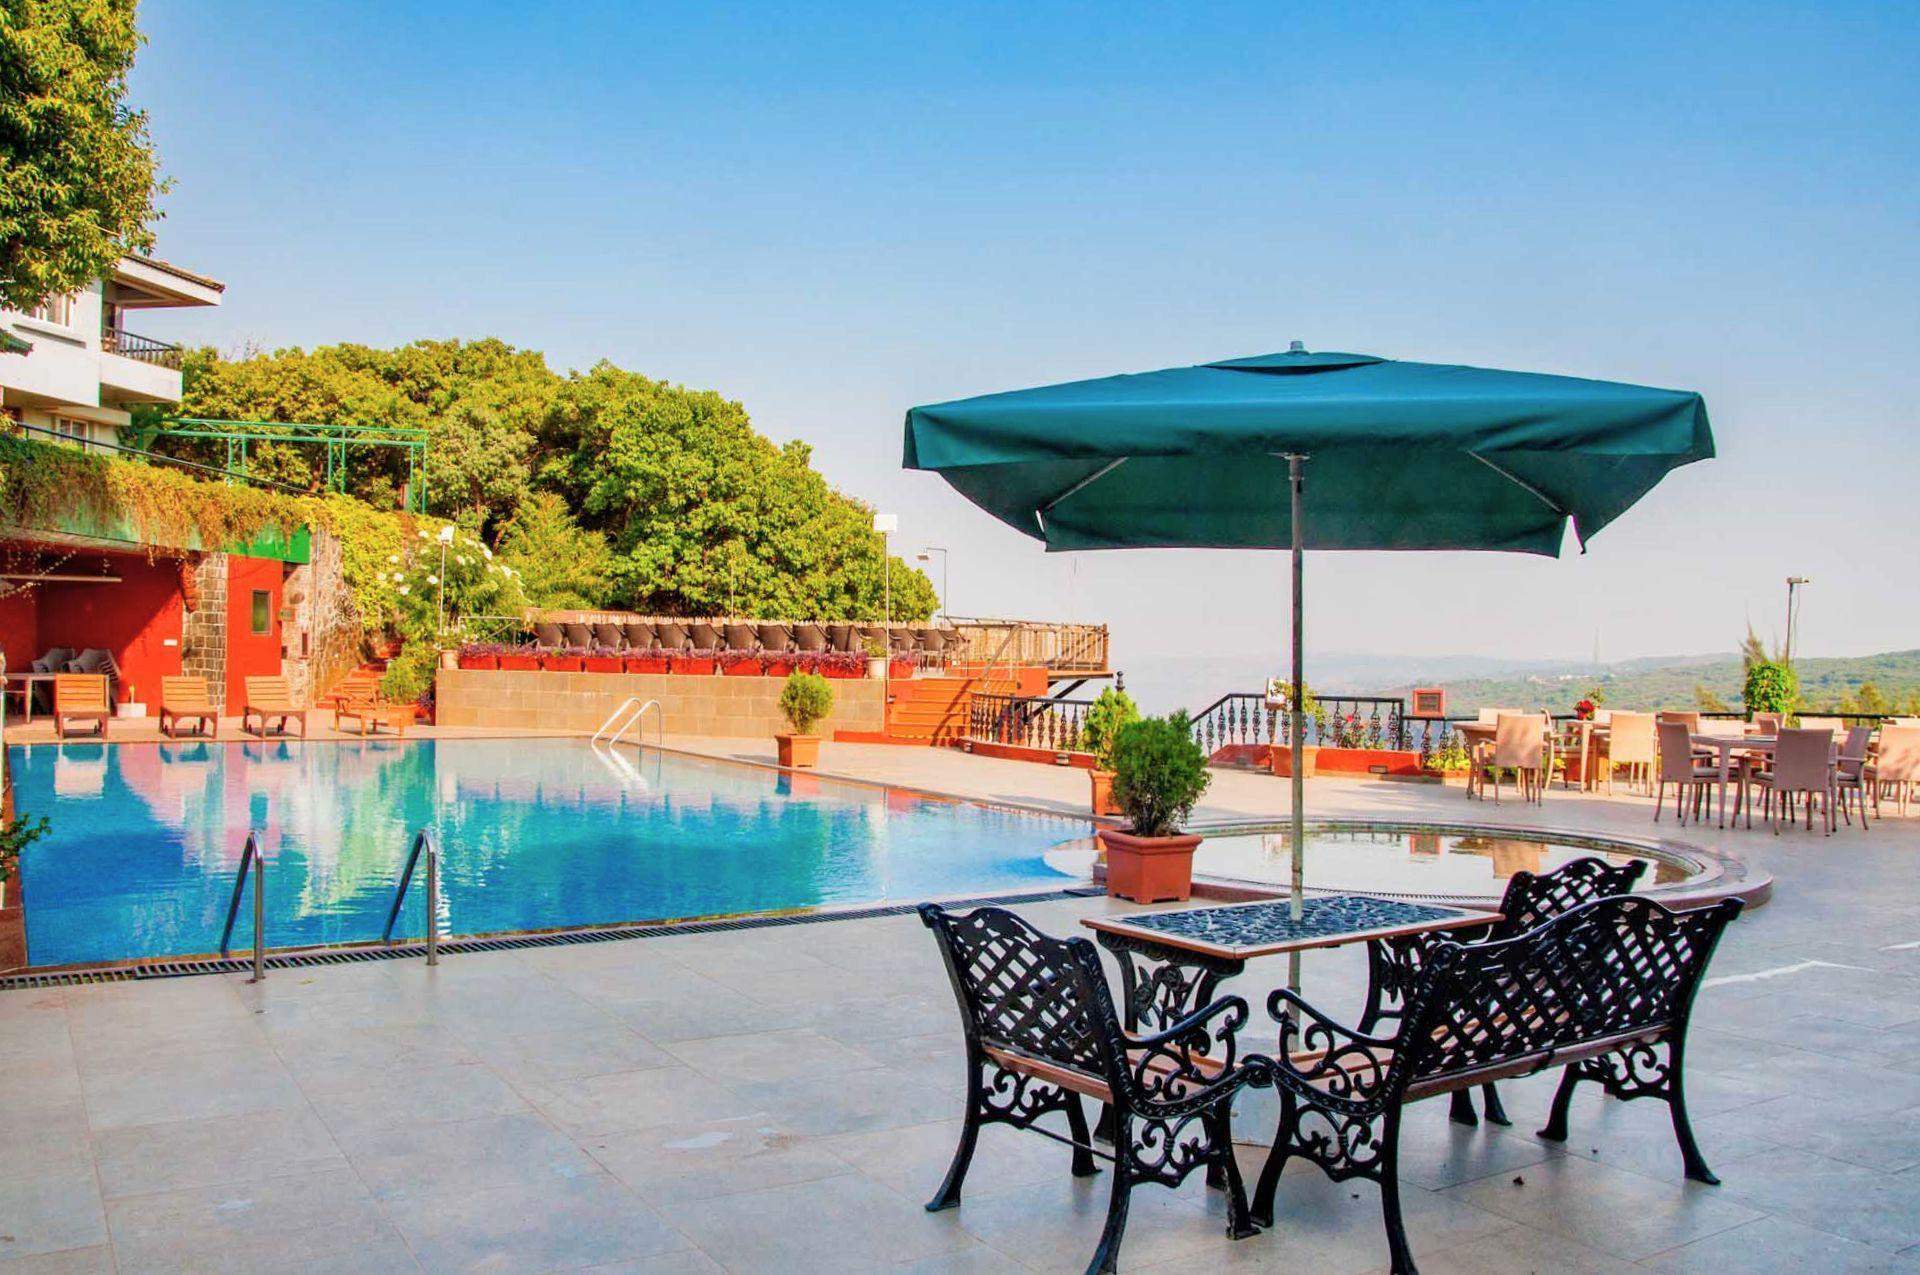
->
882;673;1021;744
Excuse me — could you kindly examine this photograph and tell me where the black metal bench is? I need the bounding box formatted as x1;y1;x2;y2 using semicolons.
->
919;902;1274;1275
1250;892;1742;1275
1358;855;1649;1126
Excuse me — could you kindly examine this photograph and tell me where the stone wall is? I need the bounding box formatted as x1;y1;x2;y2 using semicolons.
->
281;528;362;706
436;669;887;737
179;552;228;707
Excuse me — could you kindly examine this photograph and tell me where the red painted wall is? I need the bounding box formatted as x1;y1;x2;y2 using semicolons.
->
35;553;184;704
224;555;285;707
0;587;38;674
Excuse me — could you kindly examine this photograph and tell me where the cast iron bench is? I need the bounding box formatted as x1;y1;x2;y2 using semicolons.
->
919;902;1274;1275
1250;892;1742;1275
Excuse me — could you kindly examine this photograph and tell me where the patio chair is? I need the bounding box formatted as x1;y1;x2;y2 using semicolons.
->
755;623;794;653
335;688;411;737
591;622;626;650
157;676;218;739
1749;727;1834;834
1604;711;1656;795
1750;712;1784;735
241;675;308;739
53;673;110;739
1834;724;1874;827
320;670;381;720
1797;716;1844;735
793;623;828;653
531;622;565;649
722;622;758;651
28;648;74;714
561;622;594;648
825;623;857;653
1871;725;1920;816
688;622;722;652
1358;855;1649;1128
1655;721;1722;825
888;626;915;653
1474;714;1547;803
622;621;657;651
920;903;1270;1275
1656;710;1702;733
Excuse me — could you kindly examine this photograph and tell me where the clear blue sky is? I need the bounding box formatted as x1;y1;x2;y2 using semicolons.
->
132;1;1918;693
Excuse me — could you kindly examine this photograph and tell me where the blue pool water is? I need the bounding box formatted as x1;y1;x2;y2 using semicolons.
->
8;739;1085;967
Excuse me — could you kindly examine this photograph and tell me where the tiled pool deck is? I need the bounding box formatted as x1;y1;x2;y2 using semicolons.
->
4;739;1919;1273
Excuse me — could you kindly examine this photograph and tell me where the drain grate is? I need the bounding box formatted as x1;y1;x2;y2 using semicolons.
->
0;885;1105;991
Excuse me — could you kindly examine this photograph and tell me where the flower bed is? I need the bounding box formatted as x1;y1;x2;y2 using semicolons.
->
454;645;874;678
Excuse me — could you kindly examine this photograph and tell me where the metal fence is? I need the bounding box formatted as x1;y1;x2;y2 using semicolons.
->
967;691;1100;753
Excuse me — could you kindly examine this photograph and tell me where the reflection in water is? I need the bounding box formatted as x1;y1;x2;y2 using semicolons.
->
10;739;1081;966
1198;827;1685;900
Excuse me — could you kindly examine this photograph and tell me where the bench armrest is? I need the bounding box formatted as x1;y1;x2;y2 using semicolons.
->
1264;987;1399;1109
1121;995;1269;1113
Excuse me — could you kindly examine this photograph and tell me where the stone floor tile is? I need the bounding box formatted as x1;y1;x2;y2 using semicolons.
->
379;1170;689;1275
0;1164;108;1260
1640;1213;1920;1273
92;1105;345;1199
103;1167;416;1274
586;1113;851;1205
672;1172;979;1274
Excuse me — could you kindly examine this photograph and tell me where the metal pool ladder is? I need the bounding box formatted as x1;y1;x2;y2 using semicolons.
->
383;829;443;965
593;697;662;748
218;831;269;982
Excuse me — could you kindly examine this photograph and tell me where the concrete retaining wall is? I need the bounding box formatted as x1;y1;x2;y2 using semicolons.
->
435;668;887;737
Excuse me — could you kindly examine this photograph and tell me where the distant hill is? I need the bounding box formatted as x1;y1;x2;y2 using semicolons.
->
1411;649;1920;715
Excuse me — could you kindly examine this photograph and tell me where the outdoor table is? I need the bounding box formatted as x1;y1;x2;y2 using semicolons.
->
1687;732;1824;828
2;671;58;724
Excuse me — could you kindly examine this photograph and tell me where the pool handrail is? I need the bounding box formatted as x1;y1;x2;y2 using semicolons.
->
382;829;442;964
217;832;267;981
593;697;662;749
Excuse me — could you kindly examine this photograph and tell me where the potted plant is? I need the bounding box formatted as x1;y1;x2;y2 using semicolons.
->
542;646;586;673
582;645;625;674
626;647;670;674
457;642;501;671
820;650;863;679
1267;681;1321;778
863;635;890;680
1098;713;1212;903
763;650;797;678
1080;686;1140;817
719;649;764;677
498;643;542;672
670;649;716;676
775;671;834;768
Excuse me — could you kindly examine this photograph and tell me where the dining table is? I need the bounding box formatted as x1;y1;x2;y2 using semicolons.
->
1690;732;1778;828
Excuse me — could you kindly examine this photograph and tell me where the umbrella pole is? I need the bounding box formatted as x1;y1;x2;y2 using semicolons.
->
1287;453;1306;1005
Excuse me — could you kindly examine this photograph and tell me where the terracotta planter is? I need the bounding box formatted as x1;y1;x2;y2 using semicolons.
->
626;654;669;674
1271;744;1320;779
670;654;715;676
1097;828;1202;905
776;733;821;768
583;656;624;674
720;657;763;677
764;658;796;678
457;653;498;671
1089;769;1123;817
890;657;914;680
499;654;540;671
866;657;890;680
542;655;584;672
824;662;862;679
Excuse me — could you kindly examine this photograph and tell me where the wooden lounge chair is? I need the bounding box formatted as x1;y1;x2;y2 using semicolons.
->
157;676;218;739
335;689;412;737
53;674;110;739
320;670;382;723
241;675;308;738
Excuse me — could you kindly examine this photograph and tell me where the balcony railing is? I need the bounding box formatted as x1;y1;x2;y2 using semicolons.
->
942;617;1110;673
968;691;1100;753
101;325;184;369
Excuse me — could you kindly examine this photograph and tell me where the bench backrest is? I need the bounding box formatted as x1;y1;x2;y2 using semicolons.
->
54;674;109;712
1490;856;1647;940
160;676;213;710
1400;894;1740;1090
920;903;1119;1082
245;675;297;707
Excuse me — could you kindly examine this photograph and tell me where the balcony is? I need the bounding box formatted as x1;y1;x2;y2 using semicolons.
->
101;326;185;369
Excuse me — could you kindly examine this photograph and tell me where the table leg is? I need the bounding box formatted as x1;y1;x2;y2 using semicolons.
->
1717;749;1732;828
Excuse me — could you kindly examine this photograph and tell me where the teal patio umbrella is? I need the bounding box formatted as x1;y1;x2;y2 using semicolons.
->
904;343;1712;961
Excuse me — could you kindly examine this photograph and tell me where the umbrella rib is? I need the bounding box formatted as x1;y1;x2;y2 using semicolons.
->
1466;451;1568;516
1040;458;1129;513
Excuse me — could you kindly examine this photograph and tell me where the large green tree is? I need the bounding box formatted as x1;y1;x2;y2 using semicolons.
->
496;491;610;610
0;0;165;311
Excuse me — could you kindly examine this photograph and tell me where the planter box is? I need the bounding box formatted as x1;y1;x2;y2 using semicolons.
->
542;655;584;672
763;659;796;678
824;663;863;679
458;654;499;671
498;654;541;671
582;656;624;674
1271;745;1321;779
776;733;821;768
1097;828;1201;904
720;658;763;677
1089;769;1123;817
626;655;669;674
670;655;715;676
889;658;914;680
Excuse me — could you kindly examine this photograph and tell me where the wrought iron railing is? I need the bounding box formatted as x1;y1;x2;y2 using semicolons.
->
102;325;184;368
967;691;1099;753
1187;693;1419;754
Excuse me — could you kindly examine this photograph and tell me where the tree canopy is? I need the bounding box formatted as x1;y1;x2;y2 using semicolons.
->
161;338;937;621
0;0;165;311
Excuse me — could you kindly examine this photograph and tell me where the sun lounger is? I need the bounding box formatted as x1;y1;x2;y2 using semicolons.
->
157;676;218;738
241;675;307;738
53;674;111;739
335;691;412;737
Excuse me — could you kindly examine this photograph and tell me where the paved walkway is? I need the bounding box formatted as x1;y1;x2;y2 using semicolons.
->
2;742;1918;1273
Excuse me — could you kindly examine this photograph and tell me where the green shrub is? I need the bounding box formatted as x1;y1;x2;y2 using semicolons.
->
380;641;443;706
1109;713;1211;837
0;809;51;889
778;672;835;735
1742;659;1798;717
1079;687;1140;769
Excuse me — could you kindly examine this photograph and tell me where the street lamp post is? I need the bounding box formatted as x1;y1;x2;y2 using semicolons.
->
916;547;949;620
1784;576;1810;664
435;524;455;634
873;513;898;624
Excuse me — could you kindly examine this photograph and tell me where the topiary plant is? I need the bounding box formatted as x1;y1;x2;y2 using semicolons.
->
1742;659;1798;718
1109;712;1212;837
778;672;835;736
1079;686;1140;769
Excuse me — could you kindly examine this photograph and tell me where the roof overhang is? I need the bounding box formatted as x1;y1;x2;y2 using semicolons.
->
109;256;225;309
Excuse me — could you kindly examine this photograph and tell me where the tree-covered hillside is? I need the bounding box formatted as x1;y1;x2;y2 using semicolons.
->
1426;649;1920;715
137;339;936;620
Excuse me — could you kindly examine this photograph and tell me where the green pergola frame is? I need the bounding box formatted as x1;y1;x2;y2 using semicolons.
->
151;418;430;512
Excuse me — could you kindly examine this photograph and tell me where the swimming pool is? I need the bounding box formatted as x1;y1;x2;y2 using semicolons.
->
8;739;1087;968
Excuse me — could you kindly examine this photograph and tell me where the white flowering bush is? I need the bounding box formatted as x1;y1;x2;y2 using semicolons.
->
392;526;526;639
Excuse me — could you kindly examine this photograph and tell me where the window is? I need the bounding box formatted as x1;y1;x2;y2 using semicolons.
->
48;415;95;451
27;293;75;327
250;590;272;635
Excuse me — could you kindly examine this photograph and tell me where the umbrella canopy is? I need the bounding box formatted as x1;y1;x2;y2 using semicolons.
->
904;346;1712;556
